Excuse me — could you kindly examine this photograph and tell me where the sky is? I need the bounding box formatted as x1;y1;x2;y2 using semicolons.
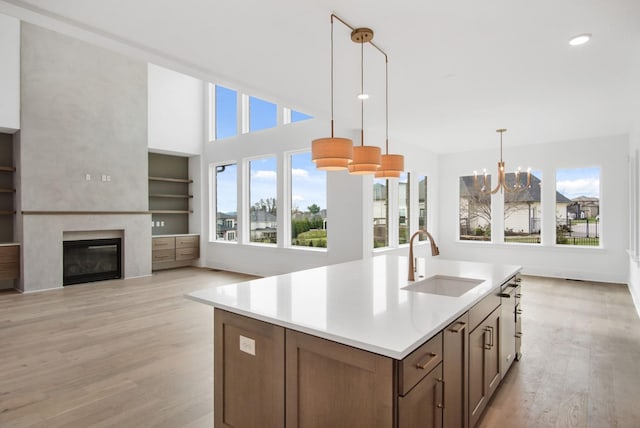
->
556;167;600;199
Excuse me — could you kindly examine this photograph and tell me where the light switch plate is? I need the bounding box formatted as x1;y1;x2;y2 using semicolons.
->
239;335;256;356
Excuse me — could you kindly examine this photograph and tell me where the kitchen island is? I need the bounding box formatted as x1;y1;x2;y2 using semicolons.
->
187;255;522;428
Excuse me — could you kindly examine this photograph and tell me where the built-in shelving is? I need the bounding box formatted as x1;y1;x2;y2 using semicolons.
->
148;176;193;184
0;166;16;173
148;152;193;236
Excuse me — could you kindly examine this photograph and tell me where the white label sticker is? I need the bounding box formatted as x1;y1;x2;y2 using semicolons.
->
239;335;256;356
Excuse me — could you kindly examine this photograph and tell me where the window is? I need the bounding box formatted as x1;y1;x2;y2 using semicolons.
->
290;152;327;248
291;110;312;123
418;175;428;241
249;157;278;244
398;173;410;245
215;163;237;241
504;170;542;244
373;178;389;248
459;175;491;241
249;96;277;132
215;85;238;139
555;167;600;246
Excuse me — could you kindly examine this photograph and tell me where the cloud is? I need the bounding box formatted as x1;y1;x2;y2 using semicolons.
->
292;194;305;202
253;170;277;180
557;178;599;199
292;168;309;178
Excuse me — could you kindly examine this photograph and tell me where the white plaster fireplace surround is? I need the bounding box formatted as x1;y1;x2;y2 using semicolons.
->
19;214;151;292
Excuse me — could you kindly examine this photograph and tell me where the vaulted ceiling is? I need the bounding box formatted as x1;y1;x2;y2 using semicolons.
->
4;0;640;153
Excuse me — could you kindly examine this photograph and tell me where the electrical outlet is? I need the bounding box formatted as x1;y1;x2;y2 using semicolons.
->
239;335;255;356
85;173;91;181
101;174;107;182
160;221;164;227
106;175;111;182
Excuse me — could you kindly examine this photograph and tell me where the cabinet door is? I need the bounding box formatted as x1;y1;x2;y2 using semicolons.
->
469;307;501;428
443;312;469;428
285;330;393;428
485;308;501;399
398;363;443;428
214;309;285;428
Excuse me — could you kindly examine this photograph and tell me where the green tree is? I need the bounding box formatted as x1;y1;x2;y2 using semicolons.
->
307;204;321;215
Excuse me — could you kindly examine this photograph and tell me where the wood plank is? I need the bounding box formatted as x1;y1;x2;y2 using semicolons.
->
0;166;16;172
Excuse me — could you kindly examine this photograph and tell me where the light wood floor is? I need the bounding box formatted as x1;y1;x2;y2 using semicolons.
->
1;270;639;427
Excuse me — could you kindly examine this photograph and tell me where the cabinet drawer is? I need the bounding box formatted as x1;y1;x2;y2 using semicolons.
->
152;237;175;250
152;249;175;262
176;235;199;249
0;245;19;262
469;289;501;331
398;332;443;396
176;247;199;261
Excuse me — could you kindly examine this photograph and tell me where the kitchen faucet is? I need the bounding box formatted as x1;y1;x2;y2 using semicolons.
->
408;229;440;281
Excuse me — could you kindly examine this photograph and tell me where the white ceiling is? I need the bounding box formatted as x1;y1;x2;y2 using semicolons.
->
5;0;640;153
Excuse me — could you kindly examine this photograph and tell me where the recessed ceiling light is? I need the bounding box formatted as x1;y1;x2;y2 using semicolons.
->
357;93;369;100
569;33;591;46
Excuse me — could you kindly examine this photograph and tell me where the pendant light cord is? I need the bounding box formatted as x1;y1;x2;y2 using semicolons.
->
385;58;389;154
330;16;335;138
360;39;364;147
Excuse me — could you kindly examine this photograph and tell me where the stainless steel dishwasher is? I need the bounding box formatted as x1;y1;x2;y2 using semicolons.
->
500;274;521;377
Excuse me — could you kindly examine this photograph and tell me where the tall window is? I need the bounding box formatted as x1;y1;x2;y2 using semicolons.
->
555;167;601;246
215;163;237;241
215;85;237;139
249;157;278;244
459;175;491;241
249;96;277;132
418;175;428;241
373;178;389;248
398;173;410;244
290;152;327;248
504;170;542;244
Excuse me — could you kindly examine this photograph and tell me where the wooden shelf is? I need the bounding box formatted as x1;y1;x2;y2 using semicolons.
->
149;176;193;184
0;188;15;193
0;166;15;173
0;211;16;215
149;210;193;214
149;193;193;199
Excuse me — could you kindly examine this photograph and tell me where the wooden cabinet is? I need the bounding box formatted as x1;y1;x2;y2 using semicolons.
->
443;312;469;428
469;306;501;428
398;332;444;428
0;244;19;281
285;330;394;428
398;363;443;428
214;309;285;428
151;235;199;270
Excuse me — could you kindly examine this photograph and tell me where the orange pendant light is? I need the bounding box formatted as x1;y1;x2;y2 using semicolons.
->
375;59;404;179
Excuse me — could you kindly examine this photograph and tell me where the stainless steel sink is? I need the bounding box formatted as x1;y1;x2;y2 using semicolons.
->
402;275;484;297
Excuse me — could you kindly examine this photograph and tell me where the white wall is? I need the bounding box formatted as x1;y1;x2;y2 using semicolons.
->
0;13;20;132
148;63;204;156
439;135;629;284
628;122;640;316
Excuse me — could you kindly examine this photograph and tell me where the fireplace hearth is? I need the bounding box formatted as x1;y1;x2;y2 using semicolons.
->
63;238;122;286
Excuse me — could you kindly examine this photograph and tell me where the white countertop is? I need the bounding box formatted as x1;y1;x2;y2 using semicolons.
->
187;255;520;359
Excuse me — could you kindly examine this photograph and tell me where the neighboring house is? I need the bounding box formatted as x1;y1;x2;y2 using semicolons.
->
373;182;388;244
250;210;277;242
567;196;600;219
216;212;237;241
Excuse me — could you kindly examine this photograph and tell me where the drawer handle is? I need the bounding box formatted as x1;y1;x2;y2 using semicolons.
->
448;321;466;333
499;293;511;298
515;293;522;299
415;352;438;370
516;309;523;315
155;255;170;260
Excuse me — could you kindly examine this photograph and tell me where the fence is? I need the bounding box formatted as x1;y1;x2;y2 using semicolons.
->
556;217;600;246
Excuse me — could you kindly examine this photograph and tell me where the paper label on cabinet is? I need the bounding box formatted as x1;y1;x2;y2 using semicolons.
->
239;335;256;356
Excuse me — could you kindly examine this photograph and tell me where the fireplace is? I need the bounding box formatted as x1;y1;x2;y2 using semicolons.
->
63;238;122;286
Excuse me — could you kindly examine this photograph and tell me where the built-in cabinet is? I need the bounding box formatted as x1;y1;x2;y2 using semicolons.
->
0;133;19;283
151;234;199;271
213;273;522;428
